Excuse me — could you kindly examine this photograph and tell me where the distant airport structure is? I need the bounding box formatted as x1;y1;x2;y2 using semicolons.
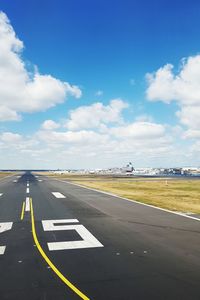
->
50;164;200;177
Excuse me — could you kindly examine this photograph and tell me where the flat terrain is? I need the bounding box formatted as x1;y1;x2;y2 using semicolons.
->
45;173;200;214
0;172;200;299
0;172;15;178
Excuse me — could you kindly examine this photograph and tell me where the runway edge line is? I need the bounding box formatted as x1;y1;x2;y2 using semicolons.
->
53;178;200;223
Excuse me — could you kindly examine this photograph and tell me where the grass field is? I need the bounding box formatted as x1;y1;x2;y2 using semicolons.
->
46;173;200;214
0;172;14;178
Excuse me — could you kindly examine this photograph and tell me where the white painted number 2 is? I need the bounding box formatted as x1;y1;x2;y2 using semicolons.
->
0;222;13;255
42;219;104;251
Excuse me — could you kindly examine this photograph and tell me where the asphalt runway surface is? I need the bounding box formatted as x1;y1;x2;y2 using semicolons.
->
0;172;200;300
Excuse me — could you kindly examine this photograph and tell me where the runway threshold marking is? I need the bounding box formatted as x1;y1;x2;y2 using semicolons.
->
52;192;66;198
30;199;90;300
20;201;25;220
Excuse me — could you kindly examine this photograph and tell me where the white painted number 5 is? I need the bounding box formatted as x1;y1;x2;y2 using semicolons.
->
42;219;104;251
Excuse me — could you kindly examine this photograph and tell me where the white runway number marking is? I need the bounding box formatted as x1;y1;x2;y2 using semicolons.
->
0;222;13;255
52;192;66;198
42;219;104;251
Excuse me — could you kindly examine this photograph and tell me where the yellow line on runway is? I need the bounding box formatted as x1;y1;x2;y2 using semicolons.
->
20;201;25;220
30;198;90;300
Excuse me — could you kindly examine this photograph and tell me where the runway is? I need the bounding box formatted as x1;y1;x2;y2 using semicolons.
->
0;172;200;299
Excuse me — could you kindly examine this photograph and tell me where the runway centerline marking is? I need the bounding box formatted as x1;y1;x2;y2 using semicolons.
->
27;183;29;187
0;222;13;255
25;197;30;212
26;187;29;193
52;192;66;198
30;199;90;300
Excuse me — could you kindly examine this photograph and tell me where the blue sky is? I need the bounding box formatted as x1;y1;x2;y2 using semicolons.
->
0;0;200;169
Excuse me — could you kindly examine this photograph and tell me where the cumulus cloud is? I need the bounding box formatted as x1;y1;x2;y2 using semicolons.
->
182;129;200;139
37;130;109;145
0;11;81;121
35;117;170;163
36;98;169;166
146;56;200;105
0;116;177;168
41;120;60;130
65;99;128;130
176;106;200;129
0;132;22;143
110;122;165;139
146;55;200;135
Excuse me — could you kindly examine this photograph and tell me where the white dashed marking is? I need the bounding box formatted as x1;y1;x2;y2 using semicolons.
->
25;197;30;211
13;180;17;183
52;192;66;198
0;193;3;197
0;246;6;255
26;188;29;193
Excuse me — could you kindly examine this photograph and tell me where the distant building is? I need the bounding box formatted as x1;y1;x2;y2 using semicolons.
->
122;162;134;173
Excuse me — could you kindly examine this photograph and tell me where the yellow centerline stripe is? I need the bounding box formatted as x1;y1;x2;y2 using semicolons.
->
30;198;90;300
20;201;25;220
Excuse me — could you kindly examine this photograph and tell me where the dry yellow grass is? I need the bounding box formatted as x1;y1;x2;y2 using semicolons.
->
0;172;14;178
48;174;200;214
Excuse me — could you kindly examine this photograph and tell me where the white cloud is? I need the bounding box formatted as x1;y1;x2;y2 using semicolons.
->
0;106;21;121
0;132;22;143
65;99;128;130
37;129;109;145
146;56;200;105
0;11;81;121
33;117;172;167
146;55;200;135
41;120;60;130
182;129;200;139
176;106;200;129
110;122;165;139
0;118;183;168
